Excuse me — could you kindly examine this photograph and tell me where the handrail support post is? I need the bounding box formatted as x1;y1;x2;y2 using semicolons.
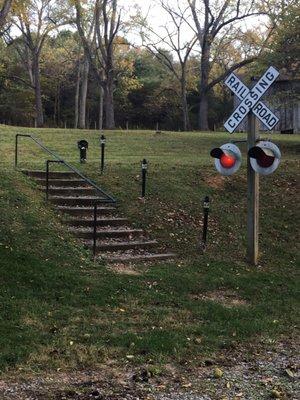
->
46;160;63;201
93;203;98;258
15;134;19;169
46;161;50;201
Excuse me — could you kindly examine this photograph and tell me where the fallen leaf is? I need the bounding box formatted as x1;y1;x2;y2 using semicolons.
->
214;367;223;378
182;383;192;388
285;368;294;378
270;389;281;398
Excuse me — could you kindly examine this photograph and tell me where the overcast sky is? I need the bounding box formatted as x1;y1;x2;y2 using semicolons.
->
119;0;267;46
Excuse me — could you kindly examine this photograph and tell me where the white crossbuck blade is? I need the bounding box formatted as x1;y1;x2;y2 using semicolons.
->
224;66;280;134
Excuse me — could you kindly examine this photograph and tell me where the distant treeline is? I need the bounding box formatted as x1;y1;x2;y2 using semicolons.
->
0;0;298;131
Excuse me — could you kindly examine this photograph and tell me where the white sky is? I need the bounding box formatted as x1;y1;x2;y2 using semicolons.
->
10;0;268;51
120;0;268;47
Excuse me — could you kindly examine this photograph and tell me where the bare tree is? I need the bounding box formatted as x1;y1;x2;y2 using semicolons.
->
73;8;95;130
75;0;121;129
74;58;81;128
11;0;69;127
78;56;89;129
0;0;12;30
188;0;267;130
98;69;104;130
141;0;197;131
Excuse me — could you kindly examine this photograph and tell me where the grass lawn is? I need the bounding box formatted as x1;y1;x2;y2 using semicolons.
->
0;125;299;392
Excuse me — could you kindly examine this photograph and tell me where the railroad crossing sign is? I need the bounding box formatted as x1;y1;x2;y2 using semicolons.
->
224;66;280;133
220;66;281;266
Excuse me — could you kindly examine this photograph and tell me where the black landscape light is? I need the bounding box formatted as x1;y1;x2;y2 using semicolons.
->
141;159;148;198
100;134;106;173
202;196;210;251
78;140;89;163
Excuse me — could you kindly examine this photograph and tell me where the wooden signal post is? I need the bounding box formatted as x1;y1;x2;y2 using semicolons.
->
247;111;259;265
223;66;280;266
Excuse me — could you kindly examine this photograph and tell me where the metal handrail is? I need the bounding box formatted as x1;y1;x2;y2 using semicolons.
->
15;133;116;204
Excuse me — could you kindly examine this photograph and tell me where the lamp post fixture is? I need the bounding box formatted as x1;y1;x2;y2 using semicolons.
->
78;140;89;163
202;196;210;251
141;159;148;199
100;134;106;173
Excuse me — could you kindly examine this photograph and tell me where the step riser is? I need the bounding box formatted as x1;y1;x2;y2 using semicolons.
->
58;208;116;216
51;198;107;206
104;254;176;263
66;219;128;227
74;231;143;239
36;180;89;188
44;189;97;196
94;242;157;252
25;171;77;179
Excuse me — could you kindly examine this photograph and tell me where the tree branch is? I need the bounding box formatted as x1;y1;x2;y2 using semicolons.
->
207;57;256;90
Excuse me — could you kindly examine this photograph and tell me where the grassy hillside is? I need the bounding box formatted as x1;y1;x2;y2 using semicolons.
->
0;125;299;383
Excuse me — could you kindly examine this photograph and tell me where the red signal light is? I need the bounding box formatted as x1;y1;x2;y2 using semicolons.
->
220;153;236;169
210;143;242;176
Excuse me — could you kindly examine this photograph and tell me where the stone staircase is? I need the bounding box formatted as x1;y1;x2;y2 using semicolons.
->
24;170;176;263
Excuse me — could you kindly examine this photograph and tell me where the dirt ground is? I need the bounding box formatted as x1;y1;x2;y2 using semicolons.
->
0;336;299;400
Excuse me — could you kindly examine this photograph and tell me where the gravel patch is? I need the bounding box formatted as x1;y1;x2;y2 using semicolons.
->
156;395;210;400
0;337;298;400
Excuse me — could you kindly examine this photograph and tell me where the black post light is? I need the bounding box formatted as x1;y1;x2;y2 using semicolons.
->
77;140;89;163
202;196;210;250
100;135;106;173
141;159;148;199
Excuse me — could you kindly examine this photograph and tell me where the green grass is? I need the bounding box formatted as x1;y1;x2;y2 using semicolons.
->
0;124;299;374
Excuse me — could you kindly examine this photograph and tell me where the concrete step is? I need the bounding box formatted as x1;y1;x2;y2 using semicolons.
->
66;218;129;227
84;240;158;252
24;170;77;179
50;196;107;206
102;252;177;263
43;187;97;196
23;170;175;263
35;179;88;188
70;228;144;239
57;206;116;216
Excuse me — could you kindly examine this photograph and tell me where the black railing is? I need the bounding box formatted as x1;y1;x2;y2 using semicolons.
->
15;134;117;258
15;134;116;205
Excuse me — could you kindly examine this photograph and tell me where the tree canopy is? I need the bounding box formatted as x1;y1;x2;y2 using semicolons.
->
0;0;297;130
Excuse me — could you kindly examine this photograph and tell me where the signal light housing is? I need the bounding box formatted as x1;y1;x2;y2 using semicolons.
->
210;143;242;176
248;141;281;175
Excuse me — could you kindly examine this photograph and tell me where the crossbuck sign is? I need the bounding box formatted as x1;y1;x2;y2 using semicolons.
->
224;66;280;133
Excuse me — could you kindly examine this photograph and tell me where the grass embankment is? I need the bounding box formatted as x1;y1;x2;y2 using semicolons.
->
0;125;299;375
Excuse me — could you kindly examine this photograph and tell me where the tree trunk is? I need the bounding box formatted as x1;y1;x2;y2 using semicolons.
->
32;54;44;127
0;0;12;30
198;45;211;131
79;57;89;129
56;83;61;126
181;73;190;131
99;84;104;131
54;87;58;127
74;61;81;129
104;72;115;129
198;93;209;130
